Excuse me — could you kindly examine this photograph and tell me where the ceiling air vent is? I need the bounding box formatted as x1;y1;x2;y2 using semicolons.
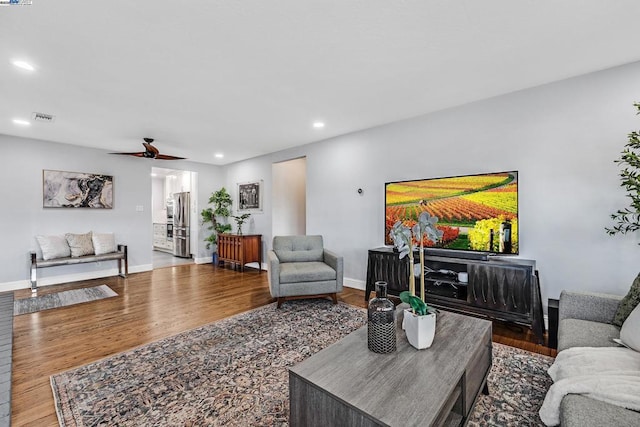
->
32;112;55;123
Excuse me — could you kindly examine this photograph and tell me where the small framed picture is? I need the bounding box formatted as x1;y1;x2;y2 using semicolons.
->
43;170;113;208
237;180;262;212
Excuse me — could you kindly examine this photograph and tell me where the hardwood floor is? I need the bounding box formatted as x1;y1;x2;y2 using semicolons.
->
9;264;556;426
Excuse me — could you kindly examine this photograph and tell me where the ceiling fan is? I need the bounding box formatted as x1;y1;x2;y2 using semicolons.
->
110;138;186;160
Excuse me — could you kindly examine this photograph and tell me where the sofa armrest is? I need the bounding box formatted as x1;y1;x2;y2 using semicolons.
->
559;290;622;324
267;250;280;296
323;249;343;290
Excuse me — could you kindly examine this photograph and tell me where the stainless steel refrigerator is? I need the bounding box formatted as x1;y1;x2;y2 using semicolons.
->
172;192;190;258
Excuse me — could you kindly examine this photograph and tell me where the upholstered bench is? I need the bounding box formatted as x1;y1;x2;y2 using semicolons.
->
29;232;128;293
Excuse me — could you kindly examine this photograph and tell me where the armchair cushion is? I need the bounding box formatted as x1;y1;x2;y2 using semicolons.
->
280;262;336;284
273;235;323;263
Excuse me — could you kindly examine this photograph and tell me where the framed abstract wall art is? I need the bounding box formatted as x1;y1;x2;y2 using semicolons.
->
237;180;262;212
43;170;113;208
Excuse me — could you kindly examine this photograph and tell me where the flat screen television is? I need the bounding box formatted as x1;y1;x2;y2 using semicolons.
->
385;171;518;255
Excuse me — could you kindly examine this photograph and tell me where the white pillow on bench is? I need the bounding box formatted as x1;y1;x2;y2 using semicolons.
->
35;235;71;260
92;232;117;255
65;232;94;257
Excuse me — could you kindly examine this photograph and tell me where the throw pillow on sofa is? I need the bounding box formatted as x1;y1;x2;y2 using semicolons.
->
35;235;71;260
613;272;640;327
619;303;640;352
92;232;116;255
65;232;94;257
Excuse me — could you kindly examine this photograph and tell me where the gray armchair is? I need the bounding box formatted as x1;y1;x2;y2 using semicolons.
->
267;235;343;308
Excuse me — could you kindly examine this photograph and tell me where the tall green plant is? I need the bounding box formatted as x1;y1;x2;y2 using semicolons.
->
607;102;640;238
201;187;232;250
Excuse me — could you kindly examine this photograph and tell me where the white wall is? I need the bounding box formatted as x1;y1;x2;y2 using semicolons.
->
151;176;166;223
272;157;306;236
226;61;640;310
5;61;640;307
0;135;224;291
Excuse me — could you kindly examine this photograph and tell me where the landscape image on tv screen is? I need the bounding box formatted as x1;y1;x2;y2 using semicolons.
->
385;171;518;254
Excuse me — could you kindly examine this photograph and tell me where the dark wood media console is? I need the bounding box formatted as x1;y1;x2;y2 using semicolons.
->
366;247;545;343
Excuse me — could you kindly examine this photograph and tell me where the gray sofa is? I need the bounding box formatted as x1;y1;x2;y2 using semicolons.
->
556;291;640;426
267;235;343;308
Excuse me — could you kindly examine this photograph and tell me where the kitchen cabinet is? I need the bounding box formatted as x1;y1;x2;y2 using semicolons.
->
153;223;173;253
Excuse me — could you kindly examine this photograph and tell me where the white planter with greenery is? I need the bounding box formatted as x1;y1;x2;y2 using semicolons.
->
390;211;444;350
403;308;436;349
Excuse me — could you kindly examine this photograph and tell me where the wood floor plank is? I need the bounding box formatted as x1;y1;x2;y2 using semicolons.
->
9;263;555;426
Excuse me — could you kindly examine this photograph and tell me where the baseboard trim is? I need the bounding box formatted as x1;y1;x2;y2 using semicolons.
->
0;264;152;293
244;262;266;271
344;277;365;291
193;258;267;272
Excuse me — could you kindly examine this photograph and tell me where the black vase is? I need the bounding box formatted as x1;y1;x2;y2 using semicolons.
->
367;281;396;353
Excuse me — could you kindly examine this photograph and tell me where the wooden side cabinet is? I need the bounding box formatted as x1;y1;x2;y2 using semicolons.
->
217;234;262;272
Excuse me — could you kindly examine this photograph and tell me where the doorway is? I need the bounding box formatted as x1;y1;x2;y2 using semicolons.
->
272;157;307;236
151;167;198;269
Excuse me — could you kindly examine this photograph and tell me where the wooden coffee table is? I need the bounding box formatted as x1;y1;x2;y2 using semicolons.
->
289;309;492;427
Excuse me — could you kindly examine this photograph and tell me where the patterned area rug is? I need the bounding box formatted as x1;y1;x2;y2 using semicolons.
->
469;343;554;426
51;300;368;426
51;300;554;426
14;285;117;315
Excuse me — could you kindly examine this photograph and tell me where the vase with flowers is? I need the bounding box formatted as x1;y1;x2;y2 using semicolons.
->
390;211;443;349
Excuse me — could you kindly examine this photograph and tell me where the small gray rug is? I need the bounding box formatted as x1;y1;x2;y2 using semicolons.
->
14;285;117;315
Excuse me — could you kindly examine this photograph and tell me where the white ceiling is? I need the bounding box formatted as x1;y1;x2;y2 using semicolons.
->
2;1;640;165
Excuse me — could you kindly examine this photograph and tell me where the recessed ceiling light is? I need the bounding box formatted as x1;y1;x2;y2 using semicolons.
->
313;122;325;129
11;60;35;71
215;153;224;158
150;173;158;177
12;118;30;126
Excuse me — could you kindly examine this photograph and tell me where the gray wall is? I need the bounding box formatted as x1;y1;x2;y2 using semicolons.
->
226;60;640;307
0;135;224;290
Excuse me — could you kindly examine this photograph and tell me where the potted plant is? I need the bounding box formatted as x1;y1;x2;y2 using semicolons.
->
390;211;443;349
201;187;233;262
607;102;640;238
399;291;436;349
232;213;251;235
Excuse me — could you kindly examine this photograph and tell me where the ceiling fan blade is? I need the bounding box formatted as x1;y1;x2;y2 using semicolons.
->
109;152;146;157
155;154;186;160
